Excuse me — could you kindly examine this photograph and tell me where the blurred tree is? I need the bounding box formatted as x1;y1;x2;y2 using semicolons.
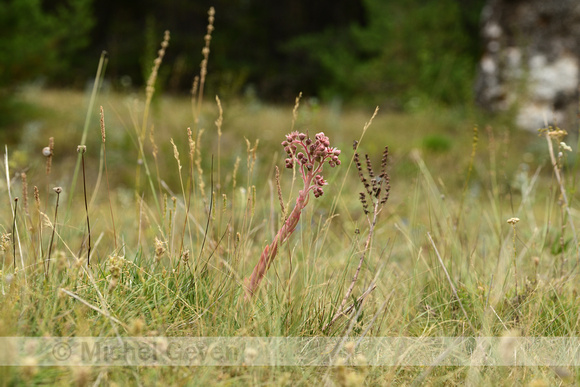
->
0;0;94;137
0;0;486;107
287;0;486;107
0;0;94;88
75;0;366;100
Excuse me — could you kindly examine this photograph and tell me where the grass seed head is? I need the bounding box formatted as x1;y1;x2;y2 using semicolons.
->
100;106;106;143
154;237;166;262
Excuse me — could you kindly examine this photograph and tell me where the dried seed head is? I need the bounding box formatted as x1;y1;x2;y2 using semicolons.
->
359;192;369;214
154;237;166;262
380;146;389;176
507;217;520;225
33;186;40;208
181;249;190;263
365;154;375;178
355;144;391;209
100;106;106;143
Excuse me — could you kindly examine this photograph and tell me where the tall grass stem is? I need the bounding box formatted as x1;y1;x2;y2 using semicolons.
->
67;51;108;213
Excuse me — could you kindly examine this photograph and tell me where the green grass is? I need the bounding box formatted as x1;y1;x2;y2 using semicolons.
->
0;86;579;385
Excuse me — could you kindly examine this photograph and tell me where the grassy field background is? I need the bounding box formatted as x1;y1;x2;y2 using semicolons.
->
0;84;579;385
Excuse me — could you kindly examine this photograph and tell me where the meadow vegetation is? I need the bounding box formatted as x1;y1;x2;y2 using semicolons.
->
1;18;580;387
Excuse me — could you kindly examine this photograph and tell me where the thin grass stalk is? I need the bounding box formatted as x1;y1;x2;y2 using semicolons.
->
323;201;379;332
195;8;215;124
100;106;117;250
67;51;107;212
4;146;24;276
135;31;169;213
44;137;54;212
215;96;223;191
136;133;161;214
170;137;187;258
507;217;520;295
12;198;18;268
427;232;477;334
178;128;195;262
141;30;170;141
136;30;170;201
457;126;478;227
319;108;379;253
34;186;42;264
149;125;163;203
215;96;224;235
78;146;91;265
198;157;214;270
46;187;62;277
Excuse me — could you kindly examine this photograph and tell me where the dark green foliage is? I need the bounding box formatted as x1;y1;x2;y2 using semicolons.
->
288;0;485;107
0;0;94;88
0;0;485;107
0;0;94;137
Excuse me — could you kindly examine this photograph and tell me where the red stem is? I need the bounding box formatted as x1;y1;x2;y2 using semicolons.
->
245;189;308;298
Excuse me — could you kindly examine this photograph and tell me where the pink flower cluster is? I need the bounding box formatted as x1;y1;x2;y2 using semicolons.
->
281;131;341;198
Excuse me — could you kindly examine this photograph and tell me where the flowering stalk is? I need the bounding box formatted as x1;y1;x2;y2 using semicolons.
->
245;131;341;298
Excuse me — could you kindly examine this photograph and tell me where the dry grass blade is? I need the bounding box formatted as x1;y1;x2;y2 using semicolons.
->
427;232;476;334
59;288;126;328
